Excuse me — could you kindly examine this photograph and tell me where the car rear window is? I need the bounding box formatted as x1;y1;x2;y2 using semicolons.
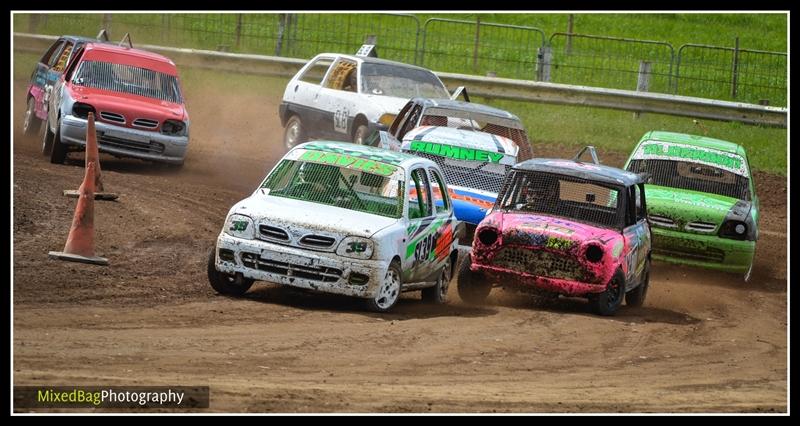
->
72;60;183;103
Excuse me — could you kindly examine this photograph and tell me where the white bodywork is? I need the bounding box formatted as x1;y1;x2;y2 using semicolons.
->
213;142;460;300
281;53;448;141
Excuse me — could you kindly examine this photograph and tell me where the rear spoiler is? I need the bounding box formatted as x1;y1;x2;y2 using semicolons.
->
450;86;470;102
572;146;600;165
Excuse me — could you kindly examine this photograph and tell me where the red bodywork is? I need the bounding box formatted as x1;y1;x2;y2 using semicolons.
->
470;211;631;296
64;44;188;131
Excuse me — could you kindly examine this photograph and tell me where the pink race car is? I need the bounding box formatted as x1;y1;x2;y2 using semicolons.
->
457;147;652;315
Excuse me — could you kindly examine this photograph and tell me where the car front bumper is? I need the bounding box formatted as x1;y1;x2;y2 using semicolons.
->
650;227;755;274
60;114;188;165
471;258;608;297
214;233;390;299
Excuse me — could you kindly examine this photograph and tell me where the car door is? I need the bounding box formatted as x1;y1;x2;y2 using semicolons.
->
403;167;437;283
285;55;335;140
29;39;65;117
427;167;457;274
316;57;360;140
622;184;651;290
47;42;81;127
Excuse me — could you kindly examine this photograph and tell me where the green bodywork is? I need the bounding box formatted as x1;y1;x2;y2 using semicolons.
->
624;131;759;275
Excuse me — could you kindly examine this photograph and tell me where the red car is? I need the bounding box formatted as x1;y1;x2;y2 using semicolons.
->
41;40;189;166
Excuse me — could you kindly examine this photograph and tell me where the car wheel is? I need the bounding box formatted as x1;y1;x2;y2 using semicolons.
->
207;247;254;296
456;256;492;305
23;97;42;136
625;262;650;307
49;117;68;164
589;271;625;316
422;260;451;304
352;123;370;145
365;261;401;313
284;115;306;150
41;118;55;156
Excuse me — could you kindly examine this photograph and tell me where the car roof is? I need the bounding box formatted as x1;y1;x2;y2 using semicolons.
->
409;97;522;122
314;52;435;73
293;141;436;170
641;131;746;156
402;126;519;157
81;42;178;74
514;158;645;187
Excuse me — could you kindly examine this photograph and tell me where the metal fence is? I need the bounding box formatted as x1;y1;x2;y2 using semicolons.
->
675;43;787;106
547;33;675;94
420;18;546;80
16;13;787;107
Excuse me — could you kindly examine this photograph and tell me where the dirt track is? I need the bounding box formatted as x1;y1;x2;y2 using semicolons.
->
12;78;787;413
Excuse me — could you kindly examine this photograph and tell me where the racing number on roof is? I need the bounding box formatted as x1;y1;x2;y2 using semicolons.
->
334;108;349;133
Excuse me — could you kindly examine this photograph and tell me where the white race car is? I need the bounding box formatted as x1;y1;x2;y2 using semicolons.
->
279;47;450;149
209;141;462;312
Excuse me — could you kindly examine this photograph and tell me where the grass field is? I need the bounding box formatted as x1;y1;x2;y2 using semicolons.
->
12;12;788;106
12;50;786;176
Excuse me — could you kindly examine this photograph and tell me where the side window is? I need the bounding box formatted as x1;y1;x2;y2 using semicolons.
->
407;168;432;219
428;168;451;214
389;101;414;135
635;184;646;221
397;105;423;140
298;58;334;85
324;59;358;91
43;40;66;67
626;186;637;226
51;41;74;73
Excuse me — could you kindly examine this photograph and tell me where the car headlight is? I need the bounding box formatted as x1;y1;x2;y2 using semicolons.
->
337;236;374;259
378;113;396;127
476;227;500;247
719;220;749;241
162;119;188;136
72;102;96;119
224;214;255;239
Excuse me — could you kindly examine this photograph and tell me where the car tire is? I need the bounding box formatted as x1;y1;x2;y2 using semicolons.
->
456;256;492;305
49;117;68;164
625;262;650;307
23;97;42;136
422;260;451;304
589;270;625;316
365;261;402;313
41;118;55;156
352;123;370;145
284;115;306;150
207;247;254;296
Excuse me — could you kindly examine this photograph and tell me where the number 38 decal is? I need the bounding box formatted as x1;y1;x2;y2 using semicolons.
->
334;109;349;133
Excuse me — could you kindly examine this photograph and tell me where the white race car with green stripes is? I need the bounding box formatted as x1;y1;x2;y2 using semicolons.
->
209;141;463;312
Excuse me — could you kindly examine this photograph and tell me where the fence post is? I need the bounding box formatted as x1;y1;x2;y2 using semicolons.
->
536;46;552;82
102;13;112;34
566;14;574;55
473;17;481;73
731;36;740;99
235;14;243;50
28;14;41;33
634;60;651;119
275;14;286;56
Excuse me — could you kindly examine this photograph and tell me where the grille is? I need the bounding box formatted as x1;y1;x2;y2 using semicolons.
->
73;60;183;103
99;133;164;154
628;159;749;201
299;235;336;248
649;214;677;228
99;111;125;124
414;151;509;194
492;247;589;282
133;118;159;129
685;221;717;233
654;246;725;263
259;225;289;241
240;252;342;282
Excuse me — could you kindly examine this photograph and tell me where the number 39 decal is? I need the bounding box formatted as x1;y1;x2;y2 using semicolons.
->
346;241;367;253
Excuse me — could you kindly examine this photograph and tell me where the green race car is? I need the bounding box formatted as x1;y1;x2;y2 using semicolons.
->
624;131;758;281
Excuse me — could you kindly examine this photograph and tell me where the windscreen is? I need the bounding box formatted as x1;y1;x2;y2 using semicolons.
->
72;60;183;103
361;63;449;98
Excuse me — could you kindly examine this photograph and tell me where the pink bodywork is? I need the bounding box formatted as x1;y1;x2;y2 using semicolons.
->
28;84;47;120
471;211;629;296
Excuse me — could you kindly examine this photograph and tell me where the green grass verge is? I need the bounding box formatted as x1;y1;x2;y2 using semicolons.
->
13;50;786;176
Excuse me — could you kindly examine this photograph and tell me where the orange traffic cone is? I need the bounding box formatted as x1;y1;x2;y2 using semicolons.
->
63;112;118;201
49;161;109;265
